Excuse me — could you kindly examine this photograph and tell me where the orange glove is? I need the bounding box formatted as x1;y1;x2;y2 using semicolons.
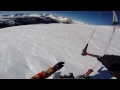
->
31;67;54;79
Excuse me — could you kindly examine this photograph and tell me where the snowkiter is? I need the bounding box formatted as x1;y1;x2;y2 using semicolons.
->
31;61;92;79
31;62;65;79
81;47;120;79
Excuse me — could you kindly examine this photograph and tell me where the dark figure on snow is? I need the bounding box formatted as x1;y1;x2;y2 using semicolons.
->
81;44;120;79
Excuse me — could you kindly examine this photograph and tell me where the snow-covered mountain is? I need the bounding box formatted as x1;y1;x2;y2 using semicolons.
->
0;23;118;79
0;13;84;28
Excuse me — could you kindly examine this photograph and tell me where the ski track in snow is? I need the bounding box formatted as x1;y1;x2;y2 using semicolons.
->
90;40;103;52
0;24;119;79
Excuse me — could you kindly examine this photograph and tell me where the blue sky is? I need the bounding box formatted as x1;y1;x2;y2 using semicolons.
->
0;11;120;25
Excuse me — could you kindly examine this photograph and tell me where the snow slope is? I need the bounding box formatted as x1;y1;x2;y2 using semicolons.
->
0;24;119;79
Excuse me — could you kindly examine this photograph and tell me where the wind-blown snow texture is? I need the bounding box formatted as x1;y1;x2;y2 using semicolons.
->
0;23;119;79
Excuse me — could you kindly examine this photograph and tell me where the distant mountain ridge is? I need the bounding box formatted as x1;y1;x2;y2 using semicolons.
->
0;13;85;28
